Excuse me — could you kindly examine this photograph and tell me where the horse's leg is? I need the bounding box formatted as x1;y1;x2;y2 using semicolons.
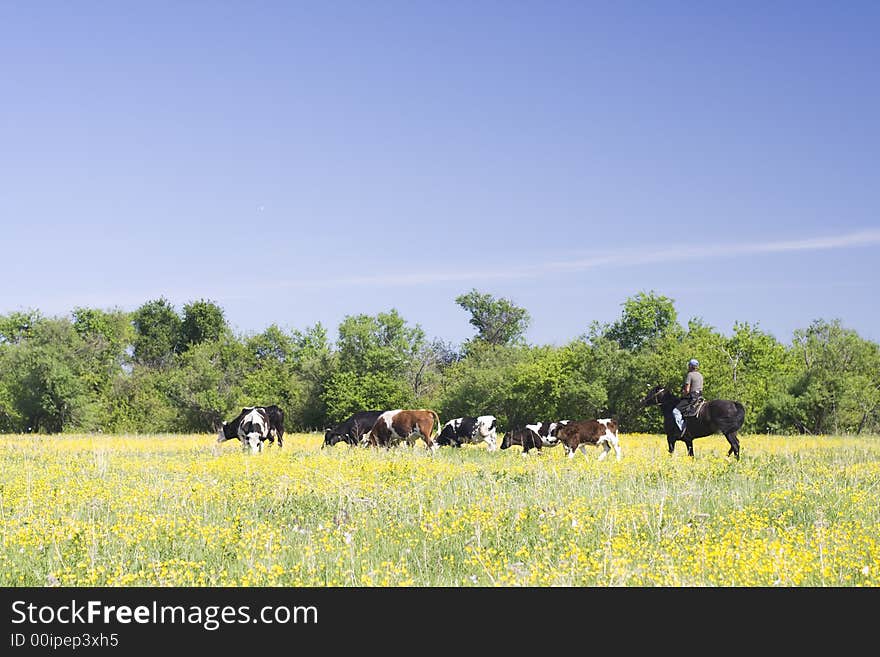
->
667;436;675;455
685;439;694;457
726;432;740;460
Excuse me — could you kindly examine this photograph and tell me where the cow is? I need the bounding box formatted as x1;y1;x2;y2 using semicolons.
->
323;410;386;448
261;404;285;448
435;415;499;450
499;420;569;455
216;407;270;453
217;405;284;453
555;418;622;461
525;420;570;446
366;409;442;451
499;426;547;455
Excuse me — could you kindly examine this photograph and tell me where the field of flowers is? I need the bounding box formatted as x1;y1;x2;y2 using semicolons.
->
1;432;878;586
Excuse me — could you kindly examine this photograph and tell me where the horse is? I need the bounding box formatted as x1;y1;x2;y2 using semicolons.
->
641;385;746;459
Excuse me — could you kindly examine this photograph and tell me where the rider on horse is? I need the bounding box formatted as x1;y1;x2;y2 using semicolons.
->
672;358;703;438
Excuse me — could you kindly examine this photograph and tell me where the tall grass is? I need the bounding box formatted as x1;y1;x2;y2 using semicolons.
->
1;433;878;586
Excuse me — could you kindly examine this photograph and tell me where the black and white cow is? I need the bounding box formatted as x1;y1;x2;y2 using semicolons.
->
499;420;570;455
322;410;386;448
498;427;545;454
217;405;284;453
525;420;570;448
435;415;499;450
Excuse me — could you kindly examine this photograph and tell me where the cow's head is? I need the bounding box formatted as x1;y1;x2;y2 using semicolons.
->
476;417;499;450
500;429;522;450
239;410;269;454
242;430;264;453
322;428;347;449
434;429;455;447
217;420;238;443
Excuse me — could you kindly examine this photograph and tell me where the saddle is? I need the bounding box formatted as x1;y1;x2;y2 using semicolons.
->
682;396;706;418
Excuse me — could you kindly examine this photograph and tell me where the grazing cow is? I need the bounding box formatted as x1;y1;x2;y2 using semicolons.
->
261;404;285;448
499;420;569;455
217;405;284;453
555;418;622;461
323;410;386;448
216;407;271;453
436;415;499;450
366;409;442;451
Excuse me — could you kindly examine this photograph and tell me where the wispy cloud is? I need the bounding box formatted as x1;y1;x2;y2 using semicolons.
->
35;228;877;311
258;228;880;291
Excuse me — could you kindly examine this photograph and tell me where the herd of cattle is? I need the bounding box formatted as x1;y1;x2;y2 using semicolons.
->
217;406;622;461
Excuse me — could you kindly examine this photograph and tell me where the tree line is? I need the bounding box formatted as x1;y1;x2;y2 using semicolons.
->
1;290;878;436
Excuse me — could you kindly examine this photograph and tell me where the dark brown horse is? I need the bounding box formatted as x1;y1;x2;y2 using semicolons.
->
641;385;745;459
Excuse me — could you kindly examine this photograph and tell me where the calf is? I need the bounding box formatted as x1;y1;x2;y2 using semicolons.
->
500;426;548;455
436;415;499;451
555;418;622;461
323;410;385;448
366;409;442;451
525;420;569;446
499;420;569;455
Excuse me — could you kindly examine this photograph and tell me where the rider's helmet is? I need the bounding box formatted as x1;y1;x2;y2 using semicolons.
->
688;358;699;367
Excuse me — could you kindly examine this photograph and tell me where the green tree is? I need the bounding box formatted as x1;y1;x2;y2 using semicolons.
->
104;367;179;433
232;322;337;431
3;319;95;432
403;338;456;405
334;310;424;377
784;319;880;434
322;371;413;423
288;323;335;429
247;324;294;364
605;291;680;351
180;299;227;349
320;310;424;422
505;347;568;426
716;322;790;432
71;306;133;395
0;310;42;345
455;289;531;350
437;344;527;428
0;311;44;430
131;298;182;368
168;336;251;431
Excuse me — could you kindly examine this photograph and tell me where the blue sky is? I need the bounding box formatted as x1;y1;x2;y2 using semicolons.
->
2;1;878;346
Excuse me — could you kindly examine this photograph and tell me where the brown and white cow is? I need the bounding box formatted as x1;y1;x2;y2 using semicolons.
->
366;409;442;451
555;418;622;461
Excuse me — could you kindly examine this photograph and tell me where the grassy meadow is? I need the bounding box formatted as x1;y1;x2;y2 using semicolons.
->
1;431;879;587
